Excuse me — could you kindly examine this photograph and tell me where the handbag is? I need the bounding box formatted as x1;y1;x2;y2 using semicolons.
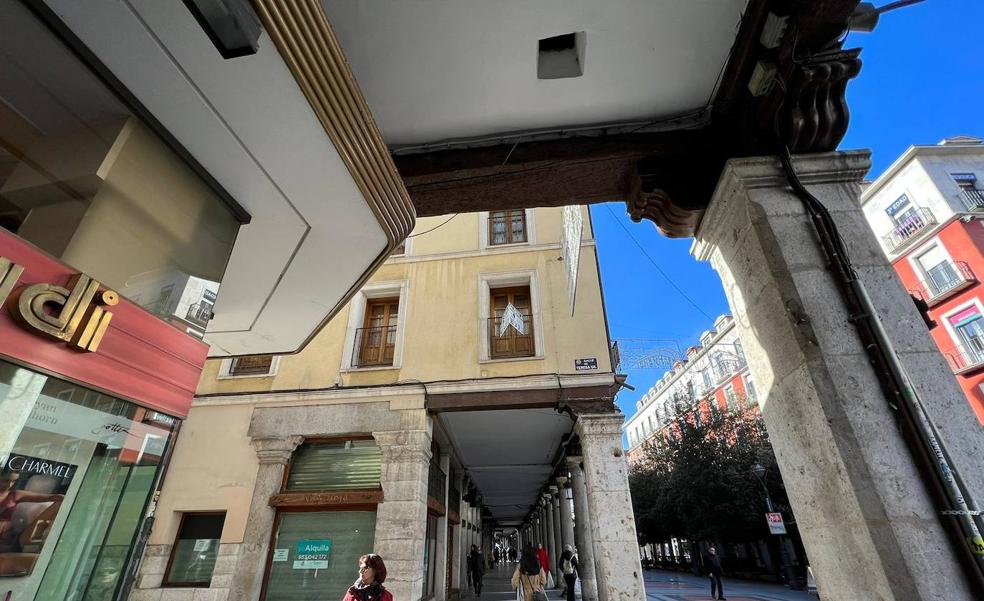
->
523;573;549;601
546;571;555;589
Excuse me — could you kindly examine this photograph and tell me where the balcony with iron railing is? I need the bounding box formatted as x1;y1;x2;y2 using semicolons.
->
882;207;937;253
713;357;746;383
959;188;984;212
945;342;984;374
353;325;398;367
911;261;977;305
488;315;535;359
185;302;212;328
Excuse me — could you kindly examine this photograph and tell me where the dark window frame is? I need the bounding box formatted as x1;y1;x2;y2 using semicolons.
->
162;511;227;588
488;210;528;246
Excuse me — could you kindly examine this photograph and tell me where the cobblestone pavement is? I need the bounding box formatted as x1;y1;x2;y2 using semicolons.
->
643;569;816;601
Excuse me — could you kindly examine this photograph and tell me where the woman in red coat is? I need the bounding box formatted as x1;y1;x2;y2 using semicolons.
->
536;543;550;574
342;554;393;601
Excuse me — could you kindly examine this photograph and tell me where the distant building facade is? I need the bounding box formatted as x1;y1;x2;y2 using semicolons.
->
860;136;984;424
624;314;758;462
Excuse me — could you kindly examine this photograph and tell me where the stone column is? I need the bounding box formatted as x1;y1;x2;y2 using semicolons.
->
556;476;575;552
544;493;557;578
227;435;303;601
450;475;464;597
374;429;432;601
435;451;450;601
691;151;984;601
566;456;599;601
550;486;563;585
575;414;646;601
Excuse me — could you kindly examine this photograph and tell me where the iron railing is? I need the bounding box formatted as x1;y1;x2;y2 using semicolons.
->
959;188;984;211
713;357;746;382
881;207;936;253
488;315;535;359
353;325;398;367
912;261;976;303
185;302;212;328
946;342;984;372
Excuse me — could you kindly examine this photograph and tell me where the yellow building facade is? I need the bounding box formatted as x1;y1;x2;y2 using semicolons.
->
130;207;624;601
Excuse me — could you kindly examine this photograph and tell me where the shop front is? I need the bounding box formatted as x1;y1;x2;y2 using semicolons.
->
0;230;208;601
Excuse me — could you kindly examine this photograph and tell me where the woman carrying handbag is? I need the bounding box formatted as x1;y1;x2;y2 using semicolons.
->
512;544;548;601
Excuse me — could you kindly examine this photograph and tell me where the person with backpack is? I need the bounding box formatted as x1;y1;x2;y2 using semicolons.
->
512;544;547;601
559;545;579;601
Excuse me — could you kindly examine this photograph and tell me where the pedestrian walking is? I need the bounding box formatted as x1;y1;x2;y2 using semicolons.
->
559;544;579;601
512;544;548;601
468;544;486;596
342;554;392;601
703;544;726;600
536;543;550;574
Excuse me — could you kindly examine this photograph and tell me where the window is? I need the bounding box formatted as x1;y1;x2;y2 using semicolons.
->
230;355;275;376
355;298;399;367
489;286;534;359
952;307;984;365
745;375;758;405
915;245;960;296
724;385;738;410
164;513;226;587
488;210;527;245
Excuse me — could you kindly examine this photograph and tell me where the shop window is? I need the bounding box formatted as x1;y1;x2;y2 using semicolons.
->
488;210;528;245
422;512;439;599
489;286;534;359
261;438;382;601
164;512;226;587
0;360;176;600
230;355;275;376
354;298;399;367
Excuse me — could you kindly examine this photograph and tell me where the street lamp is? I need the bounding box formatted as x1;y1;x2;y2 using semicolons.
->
751;463;793;585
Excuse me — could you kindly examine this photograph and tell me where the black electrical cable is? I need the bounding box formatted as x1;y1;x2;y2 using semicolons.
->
407;213;459;238
778;146;984;594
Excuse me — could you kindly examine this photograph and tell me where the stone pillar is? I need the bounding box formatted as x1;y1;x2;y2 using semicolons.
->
691;151;984;601
575;414;646;601
450;475;464;597
550;486;563;585
228;435;303;601
435;451;450;601
374;429;432;601
566;456;599;601
544;493;557;578
556;476;575;552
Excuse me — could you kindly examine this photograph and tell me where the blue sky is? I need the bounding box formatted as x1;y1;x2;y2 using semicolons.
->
596;0;984;417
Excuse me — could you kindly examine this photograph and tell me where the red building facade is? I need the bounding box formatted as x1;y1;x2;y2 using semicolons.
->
860;137;984;424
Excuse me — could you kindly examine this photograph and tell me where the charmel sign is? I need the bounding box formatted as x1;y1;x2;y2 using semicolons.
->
0;230;208;418
1;257;119;352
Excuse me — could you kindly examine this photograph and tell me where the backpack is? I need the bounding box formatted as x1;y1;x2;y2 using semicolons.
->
562;556;574;575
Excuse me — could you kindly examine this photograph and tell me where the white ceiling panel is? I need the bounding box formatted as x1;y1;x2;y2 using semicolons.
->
442;408;573;522
323;0;749;145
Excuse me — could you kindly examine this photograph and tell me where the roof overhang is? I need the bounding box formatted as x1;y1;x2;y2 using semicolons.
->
39;0;414;357
323;0;862;237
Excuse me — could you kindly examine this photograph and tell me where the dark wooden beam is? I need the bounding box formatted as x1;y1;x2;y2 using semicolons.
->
425;383;616;413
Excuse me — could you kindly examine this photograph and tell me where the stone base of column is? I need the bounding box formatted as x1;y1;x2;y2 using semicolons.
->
693;151;984;600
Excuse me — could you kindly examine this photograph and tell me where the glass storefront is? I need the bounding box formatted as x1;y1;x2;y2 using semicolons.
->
0;360;175;601
0;2;240;339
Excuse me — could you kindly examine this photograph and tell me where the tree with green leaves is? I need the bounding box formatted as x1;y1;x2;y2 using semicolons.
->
629;400;791;548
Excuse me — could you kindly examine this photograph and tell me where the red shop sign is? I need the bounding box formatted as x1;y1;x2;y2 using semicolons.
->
0;230;207;418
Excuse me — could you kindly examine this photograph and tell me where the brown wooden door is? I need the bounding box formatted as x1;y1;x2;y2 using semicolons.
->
490;286;533;358
360;298;399;366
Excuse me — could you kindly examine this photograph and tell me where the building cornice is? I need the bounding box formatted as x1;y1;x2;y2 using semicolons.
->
861;144;984;205
194;372;617;407
384;240;597;266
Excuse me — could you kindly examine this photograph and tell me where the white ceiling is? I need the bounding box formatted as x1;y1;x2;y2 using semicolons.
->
323;0;749;145
44;0;390;356
441;408;574;524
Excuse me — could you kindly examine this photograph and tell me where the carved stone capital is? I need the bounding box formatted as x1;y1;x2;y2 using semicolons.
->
778;49;862;154
554;475;569;488
373;429;432;464
252;435;303;465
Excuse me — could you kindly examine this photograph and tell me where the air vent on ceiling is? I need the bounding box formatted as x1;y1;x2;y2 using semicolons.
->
537;32;585;80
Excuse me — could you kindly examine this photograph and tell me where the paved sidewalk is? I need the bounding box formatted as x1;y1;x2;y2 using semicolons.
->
644;569;815;601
